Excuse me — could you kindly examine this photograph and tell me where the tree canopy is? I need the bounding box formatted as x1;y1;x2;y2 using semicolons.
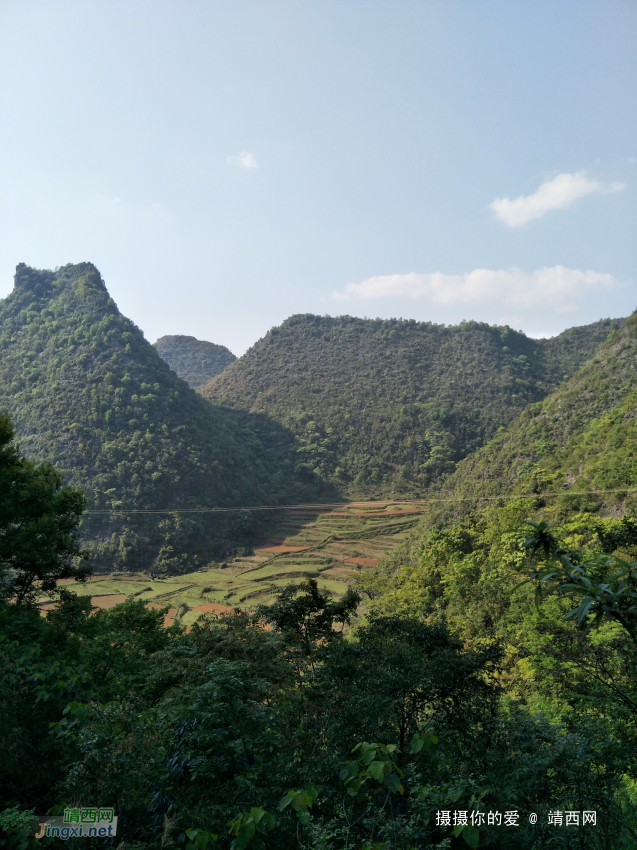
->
0;412;88;605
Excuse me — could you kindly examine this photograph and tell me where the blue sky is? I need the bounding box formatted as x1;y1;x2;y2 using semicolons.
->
0;0;635;354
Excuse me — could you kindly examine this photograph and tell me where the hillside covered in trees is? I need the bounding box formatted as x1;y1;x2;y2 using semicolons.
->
396;309;637;529
361;309;637;610
154;334;236;388
201;313;622;497
0;264;325;573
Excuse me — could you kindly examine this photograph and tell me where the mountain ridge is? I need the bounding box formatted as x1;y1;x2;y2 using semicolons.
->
431;310;637;506
201;312;623;497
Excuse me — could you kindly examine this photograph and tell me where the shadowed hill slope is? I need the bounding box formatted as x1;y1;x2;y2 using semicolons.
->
0;264;324;574
201;313;622;498
154;334;236;388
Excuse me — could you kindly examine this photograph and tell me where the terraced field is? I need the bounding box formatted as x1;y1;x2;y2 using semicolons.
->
44;502;426;626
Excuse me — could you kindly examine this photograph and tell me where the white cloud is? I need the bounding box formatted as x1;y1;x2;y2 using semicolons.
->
226;151;257;169
489;171;624;227
333;266;618;313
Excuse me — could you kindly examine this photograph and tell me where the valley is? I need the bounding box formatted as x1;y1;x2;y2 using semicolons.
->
39;501;427;624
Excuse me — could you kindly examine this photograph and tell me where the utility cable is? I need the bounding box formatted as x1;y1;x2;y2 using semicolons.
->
82;487;637;515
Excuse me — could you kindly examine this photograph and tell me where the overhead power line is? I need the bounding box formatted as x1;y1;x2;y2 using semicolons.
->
82;488;637;515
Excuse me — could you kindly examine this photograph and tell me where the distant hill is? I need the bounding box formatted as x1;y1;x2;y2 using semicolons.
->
154;335;236;388
201;313;622;497
0;264;324;574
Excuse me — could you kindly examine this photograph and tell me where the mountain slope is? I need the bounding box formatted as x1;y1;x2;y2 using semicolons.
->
201;313;621;497
154;334;236;388
425;309;637;515
0;264;323;574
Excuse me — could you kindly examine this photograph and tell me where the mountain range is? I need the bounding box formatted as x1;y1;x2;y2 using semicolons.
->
418;309;637;524
362;307;637;622
0;261;628;575
201;313;621;497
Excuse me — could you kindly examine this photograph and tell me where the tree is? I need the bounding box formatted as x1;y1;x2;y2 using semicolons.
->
256;578;360;669
522;519;637;647
0;412;89;605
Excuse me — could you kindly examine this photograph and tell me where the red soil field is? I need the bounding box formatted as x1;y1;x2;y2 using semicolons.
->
190;602;236;615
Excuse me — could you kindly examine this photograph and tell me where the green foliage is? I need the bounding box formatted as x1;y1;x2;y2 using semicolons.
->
0;413;88;604
154;335;236;389
522;520;637;645
0;264;328;574
366;502;637;846
186;828;218;849
279;783;321;826
202;312;620;497
3;577;637;848
340;741;404;799
227;808;275;850
257;578;360;665
0;805;53;850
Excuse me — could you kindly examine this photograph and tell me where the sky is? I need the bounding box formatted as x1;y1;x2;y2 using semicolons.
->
0;1;635;355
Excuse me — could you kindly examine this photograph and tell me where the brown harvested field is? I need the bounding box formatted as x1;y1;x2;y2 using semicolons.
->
163;608;178;627
90;594;127;609
146;602;178;626
39;593;128;615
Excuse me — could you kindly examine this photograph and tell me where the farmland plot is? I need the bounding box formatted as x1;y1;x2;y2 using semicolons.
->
43;502;426;625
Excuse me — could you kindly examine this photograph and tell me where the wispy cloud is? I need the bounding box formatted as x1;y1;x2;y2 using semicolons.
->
333;266;618;313
489;172;624;227
226;151;258;169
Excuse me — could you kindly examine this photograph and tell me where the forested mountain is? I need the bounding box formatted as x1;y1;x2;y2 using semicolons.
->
201;313;622;497
153;334;236;387
0;264;324;573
